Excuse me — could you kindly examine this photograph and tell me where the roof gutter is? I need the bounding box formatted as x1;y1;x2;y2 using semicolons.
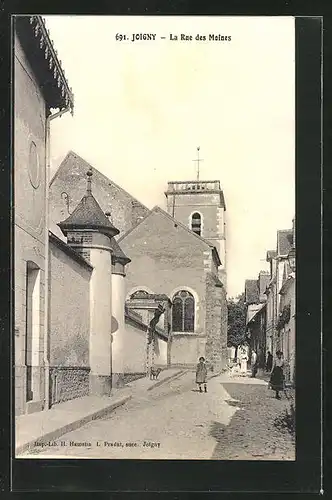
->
43;105;72;410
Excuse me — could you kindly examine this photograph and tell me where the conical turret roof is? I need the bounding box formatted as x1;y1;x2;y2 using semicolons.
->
58;169;119;239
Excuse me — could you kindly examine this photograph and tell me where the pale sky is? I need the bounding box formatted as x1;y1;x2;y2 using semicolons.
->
45;15;295;298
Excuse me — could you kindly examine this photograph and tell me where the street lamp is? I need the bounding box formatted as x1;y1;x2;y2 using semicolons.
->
287;247;296;272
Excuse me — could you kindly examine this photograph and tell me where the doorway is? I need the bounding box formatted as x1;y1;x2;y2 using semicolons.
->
25;261;41;402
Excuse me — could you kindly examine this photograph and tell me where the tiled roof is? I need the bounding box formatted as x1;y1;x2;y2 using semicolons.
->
58;190;119;239
50;151;149;210
258;272;270;299
277;229;293;256
247;303;266;324
110;238;131;265
245;279;259;304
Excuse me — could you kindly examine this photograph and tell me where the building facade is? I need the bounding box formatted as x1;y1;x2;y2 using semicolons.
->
15;16;229;420
14;16;74;416
119;184;228;371
165;180;227;287
50;163;228;372
244;221;295;384
49;151;150;242
245;272;269;369
14;16;169;419
265;229;293;359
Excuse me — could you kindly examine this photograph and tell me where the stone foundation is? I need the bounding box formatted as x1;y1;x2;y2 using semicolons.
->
123;373;146;384
50;366;90;405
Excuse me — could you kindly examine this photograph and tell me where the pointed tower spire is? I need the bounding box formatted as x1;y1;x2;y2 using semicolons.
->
58;168;119;239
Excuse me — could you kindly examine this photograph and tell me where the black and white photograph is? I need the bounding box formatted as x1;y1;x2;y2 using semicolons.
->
14;15;296;461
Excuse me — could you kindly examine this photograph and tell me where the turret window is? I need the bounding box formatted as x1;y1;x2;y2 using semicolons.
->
172;290;195;332
191;212;202;236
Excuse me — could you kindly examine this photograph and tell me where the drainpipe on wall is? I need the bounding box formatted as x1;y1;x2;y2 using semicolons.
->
44;106;71;410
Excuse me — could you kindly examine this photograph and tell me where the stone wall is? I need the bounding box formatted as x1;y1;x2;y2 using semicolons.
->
120;208;208;334
49;236;92;369
204;272;228;372
50;366;90;405
122;373;146;384
123;320;148;374
170;334;205;366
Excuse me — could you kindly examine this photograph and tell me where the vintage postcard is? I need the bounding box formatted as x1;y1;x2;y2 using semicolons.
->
14;15;296;461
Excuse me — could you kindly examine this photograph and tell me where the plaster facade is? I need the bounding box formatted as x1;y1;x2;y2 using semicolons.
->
14;33;47;416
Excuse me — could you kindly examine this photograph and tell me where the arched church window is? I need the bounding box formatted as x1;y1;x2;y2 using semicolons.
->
191;212;202;236
130;290;149;299
172;290;195;332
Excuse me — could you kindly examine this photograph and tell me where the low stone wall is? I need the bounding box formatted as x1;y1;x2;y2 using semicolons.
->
50;366;90;406
123;373;146;384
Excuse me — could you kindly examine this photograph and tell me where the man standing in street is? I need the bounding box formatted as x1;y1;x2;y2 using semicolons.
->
251;349;258;378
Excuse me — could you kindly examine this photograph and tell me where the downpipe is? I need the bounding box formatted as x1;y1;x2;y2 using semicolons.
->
44;106;71;410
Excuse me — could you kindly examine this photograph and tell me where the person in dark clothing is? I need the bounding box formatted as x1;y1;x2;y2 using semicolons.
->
269;350;285;399
266;351;273;372
251;350;258;378
196;357;208;393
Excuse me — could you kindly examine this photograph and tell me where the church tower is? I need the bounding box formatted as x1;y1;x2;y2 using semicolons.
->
164;151;227;288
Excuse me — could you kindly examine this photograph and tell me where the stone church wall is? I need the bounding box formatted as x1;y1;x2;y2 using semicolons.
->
120;209;207;334
205;273;228;372
48;236;92;405
49;151;150;241
170;335;204;366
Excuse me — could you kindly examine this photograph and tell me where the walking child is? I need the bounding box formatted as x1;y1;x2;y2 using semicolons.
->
196;356;208;393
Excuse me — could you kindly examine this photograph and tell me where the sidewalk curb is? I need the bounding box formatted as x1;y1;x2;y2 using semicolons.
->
16;394;131;456
147;369;188;391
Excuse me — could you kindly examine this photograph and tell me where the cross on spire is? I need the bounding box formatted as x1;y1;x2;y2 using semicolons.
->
192;146;204;181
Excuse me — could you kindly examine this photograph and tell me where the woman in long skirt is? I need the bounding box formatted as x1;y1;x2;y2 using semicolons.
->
269;350;285;399
239;346;248;374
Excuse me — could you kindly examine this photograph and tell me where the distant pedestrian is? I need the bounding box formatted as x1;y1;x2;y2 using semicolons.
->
269;350;285;399
239;346;248;374
251;350;258;378
266;351;273;372
196;356;207;393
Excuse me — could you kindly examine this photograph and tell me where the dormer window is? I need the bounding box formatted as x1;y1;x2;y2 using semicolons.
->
191;212;202;236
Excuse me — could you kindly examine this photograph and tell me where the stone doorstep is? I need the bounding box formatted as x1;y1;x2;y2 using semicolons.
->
15;391;132;456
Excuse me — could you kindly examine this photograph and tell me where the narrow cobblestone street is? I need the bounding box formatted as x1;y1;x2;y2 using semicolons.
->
26;371;295;460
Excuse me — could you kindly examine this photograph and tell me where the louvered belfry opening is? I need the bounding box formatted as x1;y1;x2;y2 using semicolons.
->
191;212;202;236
